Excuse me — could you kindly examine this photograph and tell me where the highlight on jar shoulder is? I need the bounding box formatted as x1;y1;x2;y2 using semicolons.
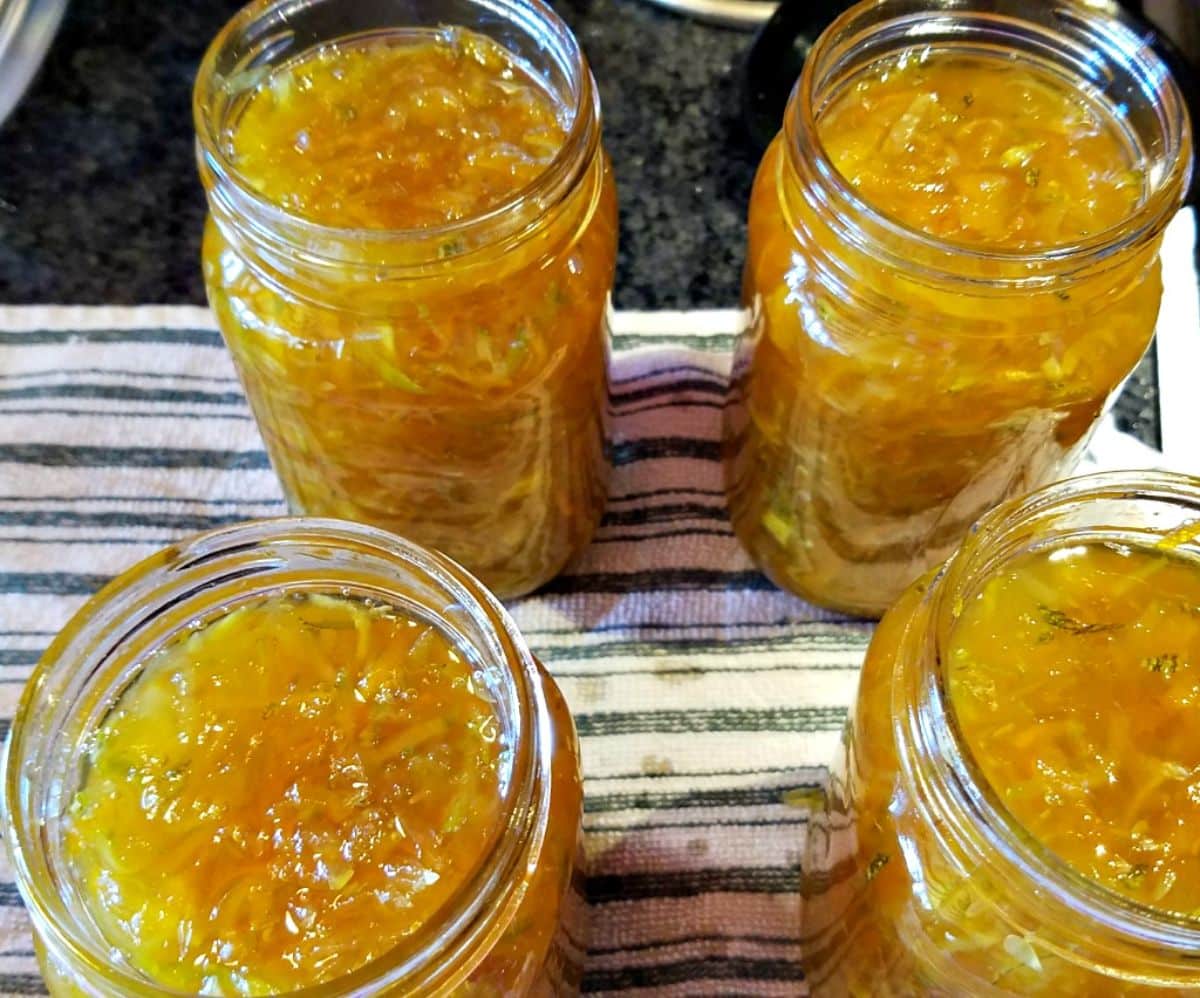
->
194;0;619;600
724;0;1194;617
2;519;586;996
802;470;1200;995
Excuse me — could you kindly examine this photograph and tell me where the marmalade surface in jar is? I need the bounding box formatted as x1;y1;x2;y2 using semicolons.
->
727;8;1190;616
227;37;568;231
949;541;1200;917
802;477;1200;995
200;20;617;598
60;590;583;995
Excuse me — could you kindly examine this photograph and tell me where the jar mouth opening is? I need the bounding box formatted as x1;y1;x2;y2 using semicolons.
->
193;0;600;259
2;517;550;996
786;0;1193;280
921;471;1200;956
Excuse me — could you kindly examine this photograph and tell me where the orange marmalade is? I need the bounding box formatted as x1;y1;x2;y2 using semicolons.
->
727;13;1190;616
65;593;505;993
228;37;567;230
819;56;1142;249
199;18;617;598
801;473;1200;995
5;520;586;996
950;541;1200;916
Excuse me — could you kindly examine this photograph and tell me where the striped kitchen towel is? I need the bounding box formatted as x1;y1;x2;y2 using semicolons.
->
0;303;859;997
0;208;1195;997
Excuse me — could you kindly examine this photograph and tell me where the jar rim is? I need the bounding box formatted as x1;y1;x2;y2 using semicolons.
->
192;0;602;267
2;517;552;996
902;471;1200;977
785;0;1194;283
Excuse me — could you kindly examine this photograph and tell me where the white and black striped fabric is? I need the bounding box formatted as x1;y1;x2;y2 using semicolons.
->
0;280;1191;995
0;305;864;996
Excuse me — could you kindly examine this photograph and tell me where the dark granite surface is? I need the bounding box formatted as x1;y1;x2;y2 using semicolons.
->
0;0;1191;444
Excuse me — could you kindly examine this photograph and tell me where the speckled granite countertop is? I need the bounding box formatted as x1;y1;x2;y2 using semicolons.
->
0;0;1182;443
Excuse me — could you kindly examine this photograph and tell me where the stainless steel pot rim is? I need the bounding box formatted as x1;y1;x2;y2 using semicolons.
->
0;0;68;127
640;0;777;29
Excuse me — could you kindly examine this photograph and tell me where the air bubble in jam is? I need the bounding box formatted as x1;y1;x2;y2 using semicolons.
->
63;592;507;994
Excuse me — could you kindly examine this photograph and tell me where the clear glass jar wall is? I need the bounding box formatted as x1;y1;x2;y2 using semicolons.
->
2;520;585;996
725;0;1193;617
802;472;1200;994
195;0;618;600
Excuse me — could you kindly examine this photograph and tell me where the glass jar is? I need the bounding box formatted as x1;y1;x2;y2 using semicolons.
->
725;0;1193;617
2;519;585;996
194;0;618;600
802;471;1200;994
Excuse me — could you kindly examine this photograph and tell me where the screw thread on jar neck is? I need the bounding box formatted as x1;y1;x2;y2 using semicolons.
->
193;0;602;279
893;472;1200;985
782;0;1193;291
